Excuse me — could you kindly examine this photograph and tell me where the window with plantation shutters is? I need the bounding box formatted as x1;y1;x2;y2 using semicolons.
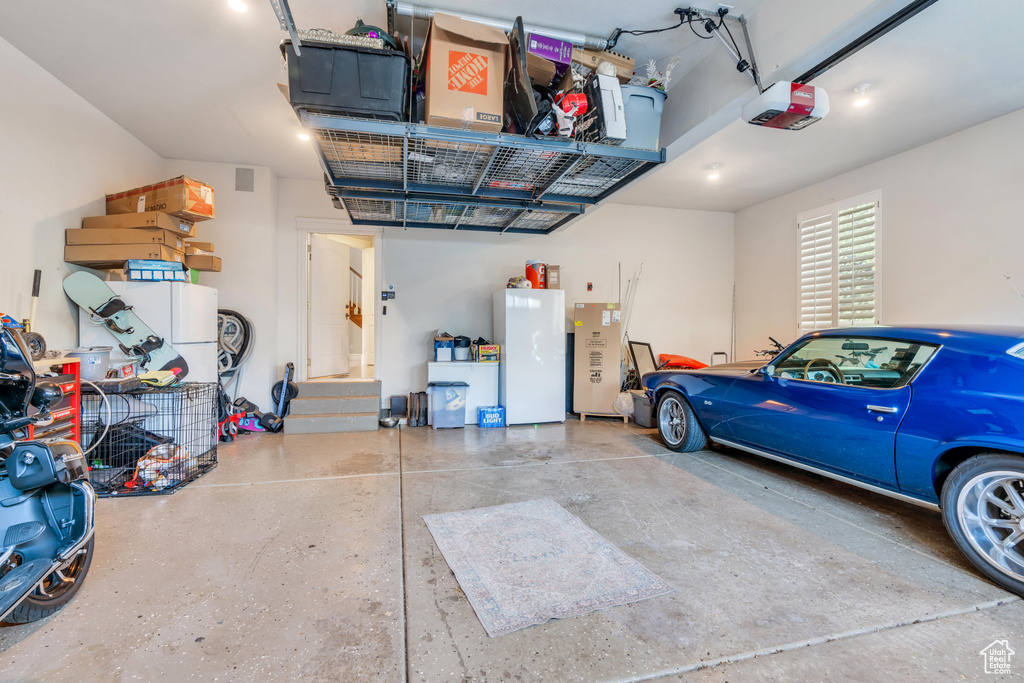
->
836;199;877;326
798;211;834;331
797;192;879;331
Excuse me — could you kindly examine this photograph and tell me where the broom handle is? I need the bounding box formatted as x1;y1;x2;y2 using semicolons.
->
27;269;41;330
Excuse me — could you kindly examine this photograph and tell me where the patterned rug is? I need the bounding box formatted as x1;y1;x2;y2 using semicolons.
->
423;499;675;637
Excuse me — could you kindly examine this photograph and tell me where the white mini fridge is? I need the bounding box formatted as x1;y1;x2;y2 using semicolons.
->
493;289;566;425
78;281;219;382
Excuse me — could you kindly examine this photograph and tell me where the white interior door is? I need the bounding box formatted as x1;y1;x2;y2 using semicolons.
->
309;234;350;378
362;246;375;365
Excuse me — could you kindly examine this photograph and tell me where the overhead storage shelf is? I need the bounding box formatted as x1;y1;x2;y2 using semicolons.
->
300;111;666;234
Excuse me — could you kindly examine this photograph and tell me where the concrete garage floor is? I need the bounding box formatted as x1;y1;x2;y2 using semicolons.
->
2;421;1022;681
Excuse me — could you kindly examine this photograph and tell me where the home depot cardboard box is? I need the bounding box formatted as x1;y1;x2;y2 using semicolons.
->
422;13;507;131
65;228;186;251
83;211;196;237
65;244;184;269
105;176;215;222
573;302;622;415
184;254;222;272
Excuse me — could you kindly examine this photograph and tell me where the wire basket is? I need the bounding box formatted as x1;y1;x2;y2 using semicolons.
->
81;382;219;497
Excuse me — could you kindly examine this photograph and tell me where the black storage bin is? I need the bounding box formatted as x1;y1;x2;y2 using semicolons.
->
282;40;410;121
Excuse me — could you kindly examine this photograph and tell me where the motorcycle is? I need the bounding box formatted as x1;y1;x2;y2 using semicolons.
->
754;336;786;359
0;323;95;624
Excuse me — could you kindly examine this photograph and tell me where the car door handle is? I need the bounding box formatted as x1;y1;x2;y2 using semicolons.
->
867;405;898;414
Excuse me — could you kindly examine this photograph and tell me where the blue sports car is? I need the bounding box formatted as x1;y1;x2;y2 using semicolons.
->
642;326;1024;596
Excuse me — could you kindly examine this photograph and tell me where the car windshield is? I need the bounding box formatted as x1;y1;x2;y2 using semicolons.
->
771;336;938;389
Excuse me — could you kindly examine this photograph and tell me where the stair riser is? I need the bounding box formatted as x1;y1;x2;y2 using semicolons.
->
297;381;381;398
289;397;380;415
284;414;379;434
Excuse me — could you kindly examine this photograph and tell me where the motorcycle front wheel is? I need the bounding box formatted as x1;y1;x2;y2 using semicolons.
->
3;536;95;624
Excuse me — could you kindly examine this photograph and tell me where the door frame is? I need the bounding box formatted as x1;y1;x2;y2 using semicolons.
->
295;217;383;383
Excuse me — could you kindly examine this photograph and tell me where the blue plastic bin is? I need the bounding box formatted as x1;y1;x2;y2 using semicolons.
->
478;406;506;428
428;381;468;429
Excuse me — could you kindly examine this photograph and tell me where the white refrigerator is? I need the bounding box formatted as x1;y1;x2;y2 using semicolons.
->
493;289;566;425
78;281;219;382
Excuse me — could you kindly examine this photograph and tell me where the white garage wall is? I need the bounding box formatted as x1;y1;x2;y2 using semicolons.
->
0;37;163;349
734;107;1024;357
275;182;735;401
161;160;279;410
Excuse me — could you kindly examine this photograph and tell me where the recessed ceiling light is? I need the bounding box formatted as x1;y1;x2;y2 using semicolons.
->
706;163;721;180
853;83;871;107
298;132;311;141
228;0;248;12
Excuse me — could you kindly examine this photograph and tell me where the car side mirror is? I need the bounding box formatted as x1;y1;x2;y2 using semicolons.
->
30;382;63;410
758;365;775;378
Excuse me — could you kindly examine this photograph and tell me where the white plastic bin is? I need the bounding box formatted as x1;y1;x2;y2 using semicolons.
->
620;85;666;151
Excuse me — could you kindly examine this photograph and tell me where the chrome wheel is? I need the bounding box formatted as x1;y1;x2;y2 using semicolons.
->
957;470;1024;581
659;395;685;446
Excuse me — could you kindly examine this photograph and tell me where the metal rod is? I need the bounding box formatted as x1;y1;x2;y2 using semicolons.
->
350;218;552;235
401;137;409;193
335;188;585;214
794;0;939;84
708;25;757;87
471;147;502;195
739;16;763;94
393;2;608;49
268;0;301;55
535;156;584;201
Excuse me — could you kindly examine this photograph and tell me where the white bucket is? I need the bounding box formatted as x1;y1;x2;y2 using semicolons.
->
68;347;111;382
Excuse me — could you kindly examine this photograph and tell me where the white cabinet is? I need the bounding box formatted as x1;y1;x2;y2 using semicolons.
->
427;362;499;424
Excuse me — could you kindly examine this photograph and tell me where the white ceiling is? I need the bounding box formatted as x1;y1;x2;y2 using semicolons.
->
0;0;735;181
614;0;1024;212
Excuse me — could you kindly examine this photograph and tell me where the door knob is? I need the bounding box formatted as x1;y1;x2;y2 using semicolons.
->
867;405;898;414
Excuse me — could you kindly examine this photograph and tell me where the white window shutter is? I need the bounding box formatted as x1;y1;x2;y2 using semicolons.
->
836;200;877;326
798;211;834;331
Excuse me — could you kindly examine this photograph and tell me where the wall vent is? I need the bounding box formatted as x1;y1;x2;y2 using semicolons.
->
235;167;255;192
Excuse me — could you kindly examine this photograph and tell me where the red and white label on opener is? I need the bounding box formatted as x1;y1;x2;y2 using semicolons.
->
763;83;816;129
788;83;816;114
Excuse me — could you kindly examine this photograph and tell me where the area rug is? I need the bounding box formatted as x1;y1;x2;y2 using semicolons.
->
422;499;674;637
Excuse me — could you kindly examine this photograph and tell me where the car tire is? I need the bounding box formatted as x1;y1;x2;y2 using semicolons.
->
941;453;1024;597
656;390;707;453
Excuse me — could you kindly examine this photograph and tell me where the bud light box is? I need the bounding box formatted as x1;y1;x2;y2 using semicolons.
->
478;405;505;428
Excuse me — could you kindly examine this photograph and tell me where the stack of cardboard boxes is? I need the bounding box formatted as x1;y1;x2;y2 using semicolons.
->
65;176;221;280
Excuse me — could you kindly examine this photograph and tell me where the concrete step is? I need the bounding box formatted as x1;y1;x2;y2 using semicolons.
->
284;412;379;434
288;395;380;416
296;380;381;398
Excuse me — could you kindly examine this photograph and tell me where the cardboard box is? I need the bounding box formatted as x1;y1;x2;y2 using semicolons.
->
476;344;500;362
105;176;215;222
83;211;196;237
434;332;455;362
66;228;185;251
571;47;635;84
185;242;214;252
525;51;557;88
184;254;222;272
65;244;184;269
573;303;623;415
527;34;573;70
546;265;561;290
423;13;507;131
124;260;190;282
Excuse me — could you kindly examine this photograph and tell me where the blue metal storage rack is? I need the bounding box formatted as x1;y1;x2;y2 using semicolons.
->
299;111;666;234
